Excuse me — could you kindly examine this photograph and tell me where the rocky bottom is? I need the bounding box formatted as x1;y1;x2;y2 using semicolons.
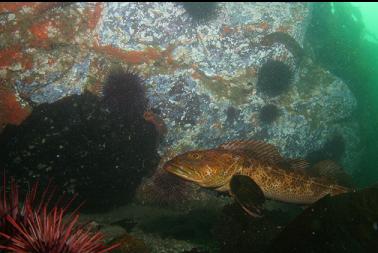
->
80;185;378;253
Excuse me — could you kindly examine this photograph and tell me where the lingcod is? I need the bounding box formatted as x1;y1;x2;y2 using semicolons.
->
163;140;353;217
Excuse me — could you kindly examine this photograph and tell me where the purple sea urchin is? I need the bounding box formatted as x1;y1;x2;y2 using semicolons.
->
259;104;280;124
181;2;219;23
103;69;147;121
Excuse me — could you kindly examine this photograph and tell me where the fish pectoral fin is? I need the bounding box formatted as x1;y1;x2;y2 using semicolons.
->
229;175;265;218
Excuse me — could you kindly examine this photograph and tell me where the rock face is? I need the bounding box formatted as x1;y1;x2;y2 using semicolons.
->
0;2;360;206
214;203;293;253
267;186;378;253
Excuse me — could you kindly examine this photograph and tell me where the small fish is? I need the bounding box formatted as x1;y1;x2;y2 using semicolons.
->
164;140;352;217
143;110;167;137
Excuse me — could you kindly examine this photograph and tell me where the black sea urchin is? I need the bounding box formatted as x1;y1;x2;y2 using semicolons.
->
181;2;219;23
257;60;293;97
103;69;147;121
259;104;280;124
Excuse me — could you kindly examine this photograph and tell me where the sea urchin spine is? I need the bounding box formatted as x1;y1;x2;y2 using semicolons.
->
0;176;119;253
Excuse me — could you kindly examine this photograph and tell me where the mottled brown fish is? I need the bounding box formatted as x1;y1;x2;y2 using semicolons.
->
163;140;352;217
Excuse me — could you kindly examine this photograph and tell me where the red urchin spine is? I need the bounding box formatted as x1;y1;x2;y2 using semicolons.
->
0;175;119;253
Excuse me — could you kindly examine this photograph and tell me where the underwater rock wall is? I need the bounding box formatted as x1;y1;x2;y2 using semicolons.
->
0;2;359;176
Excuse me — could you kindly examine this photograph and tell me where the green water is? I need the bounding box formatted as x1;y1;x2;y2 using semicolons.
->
307;2;378;187
351;2;378;43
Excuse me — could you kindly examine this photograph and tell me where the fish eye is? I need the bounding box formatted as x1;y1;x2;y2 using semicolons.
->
189;153;201;160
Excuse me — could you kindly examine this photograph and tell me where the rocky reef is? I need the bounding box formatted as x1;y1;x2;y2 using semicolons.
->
213;203;297;253
0;2;361;208
268;185;378;253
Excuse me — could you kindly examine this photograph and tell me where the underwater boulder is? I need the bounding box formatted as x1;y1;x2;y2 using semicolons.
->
0;2;360;201
306;134;346;165
134;169;197;208
111;233;150;253
213;203;294;253
268;186;378;253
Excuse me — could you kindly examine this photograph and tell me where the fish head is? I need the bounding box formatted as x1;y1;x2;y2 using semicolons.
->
163;149;244;188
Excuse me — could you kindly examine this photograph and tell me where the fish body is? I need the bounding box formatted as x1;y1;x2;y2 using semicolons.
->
239;161;349;204
164;140;351;205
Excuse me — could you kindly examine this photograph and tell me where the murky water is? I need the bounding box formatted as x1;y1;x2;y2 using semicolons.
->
0;2;377;253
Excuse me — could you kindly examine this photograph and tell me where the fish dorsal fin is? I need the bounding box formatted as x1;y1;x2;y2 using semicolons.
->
310;160;353;187
219;140;284;164
277;159;310;174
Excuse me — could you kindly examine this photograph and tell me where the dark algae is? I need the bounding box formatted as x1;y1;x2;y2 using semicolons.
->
0;70;160;212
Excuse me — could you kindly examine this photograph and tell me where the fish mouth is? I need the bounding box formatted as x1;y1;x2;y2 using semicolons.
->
163;162;198;182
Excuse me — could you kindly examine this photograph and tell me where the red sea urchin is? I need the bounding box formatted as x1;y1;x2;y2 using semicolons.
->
0;176;119;253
